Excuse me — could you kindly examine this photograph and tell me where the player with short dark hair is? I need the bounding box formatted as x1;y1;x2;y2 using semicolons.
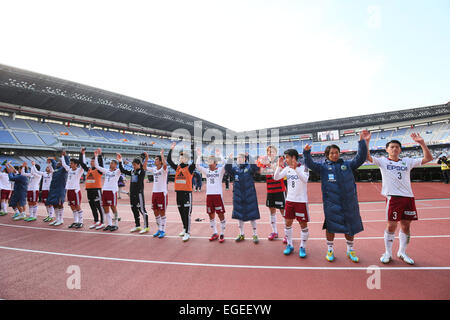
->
46;152;70;226
303;130;371;263
367;133;433;265
167;142;196;242
61;155;85;229
20;162;42;222
6;163;28;220
118;152;149;234
274;149;310;257
146;150;169;238
79;148;105;229
95;151;122;232
196;148;227;243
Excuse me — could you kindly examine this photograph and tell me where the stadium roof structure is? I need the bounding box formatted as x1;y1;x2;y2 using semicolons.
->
0;64;230;136
255;102;450;137
1;64;449;140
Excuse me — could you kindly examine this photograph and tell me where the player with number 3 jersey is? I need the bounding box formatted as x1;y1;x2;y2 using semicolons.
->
367;133;433;265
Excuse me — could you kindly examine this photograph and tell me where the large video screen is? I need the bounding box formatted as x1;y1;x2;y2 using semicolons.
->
317;130;339;142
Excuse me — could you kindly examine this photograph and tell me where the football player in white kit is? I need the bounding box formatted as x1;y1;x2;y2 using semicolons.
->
274;149;310;258
95;151;122;232
21;162;42;222
146;149;169;238
61;156;86;229
196;148;227;243
0;165;12;216
29;162;55;222
367;133;432;265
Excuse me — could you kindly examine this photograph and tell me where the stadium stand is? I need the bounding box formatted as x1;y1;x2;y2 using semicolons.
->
1;64;449;181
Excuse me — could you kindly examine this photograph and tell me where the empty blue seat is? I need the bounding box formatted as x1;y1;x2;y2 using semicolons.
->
0;130;18;144
1;117;31;130
26;120;53;133
13;132;44;145
39;134;58;145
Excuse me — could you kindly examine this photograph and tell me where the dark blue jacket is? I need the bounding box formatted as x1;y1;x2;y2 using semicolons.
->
303;140;367;236
9;173;28;197
225;161;260;221
47;157;69;205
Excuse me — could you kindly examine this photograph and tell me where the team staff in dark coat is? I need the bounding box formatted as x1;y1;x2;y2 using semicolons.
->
5;162;28;220
303;130;371;263
225;153;261;244
46;152;70;226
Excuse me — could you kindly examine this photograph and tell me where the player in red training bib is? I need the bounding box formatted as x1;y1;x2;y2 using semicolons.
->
257;145;286;242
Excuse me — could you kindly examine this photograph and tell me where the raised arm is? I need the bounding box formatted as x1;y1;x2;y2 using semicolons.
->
273;157;288;181
411;133;433;165
94;151;107;174
142;152;149;171
349;130;370;170
167;143;178;171
188;149;197;174
6;162;17;176
31;162;44;176
225;153;235;176
247;154;260;175
79;149;89;171
215;148;225;166
47;158;57;170
195;148;208;175
160;149;168;171
117;153;132;176
217;150;226;175
302;144;322;173
61;151;70;172
21;164;32;177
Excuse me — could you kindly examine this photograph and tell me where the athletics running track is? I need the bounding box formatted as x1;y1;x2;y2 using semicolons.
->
0;182;449;300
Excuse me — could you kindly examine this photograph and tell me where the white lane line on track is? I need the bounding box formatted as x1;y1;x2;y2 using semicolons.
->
3;213;450;225
0;245;449;270
1;223;450;241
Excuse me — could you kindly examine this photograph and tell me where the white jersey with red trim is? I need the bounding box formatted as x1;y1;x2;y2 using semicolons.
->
95;156;121;192
149;166;168;194
101;169;121;192
196;158;225;196
21;167;42;191
61;157;84;191
273;165;309;203
0;172;12;190
371;156;422;197
41;172;53;191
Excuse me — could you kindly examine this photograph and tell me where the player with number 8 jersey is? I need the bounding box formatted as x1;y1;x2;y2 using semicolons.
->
274;149;310;258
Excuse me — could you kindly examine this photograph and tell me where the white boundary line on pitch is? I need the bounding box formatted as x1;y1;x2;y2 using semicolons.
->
1;223;450;241
0;245;449;271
